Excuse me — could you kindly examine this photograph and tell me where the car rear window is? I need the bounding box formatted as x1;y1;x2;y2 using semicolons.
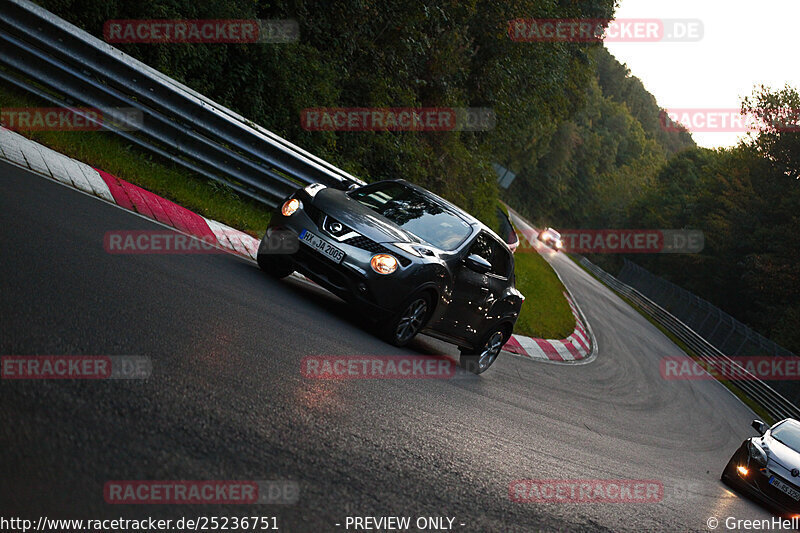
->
350;182;472;250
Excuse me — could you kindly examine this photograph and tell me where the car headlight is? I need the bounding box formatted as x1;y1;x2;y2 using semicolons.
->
281;198;301;217
748;439;768;466
555;241;563;248
370;254;398;275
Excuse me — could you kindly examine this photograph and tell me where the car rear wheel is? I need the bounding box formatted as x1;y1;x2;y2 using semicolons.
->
381;293;432;347
460;326;510;374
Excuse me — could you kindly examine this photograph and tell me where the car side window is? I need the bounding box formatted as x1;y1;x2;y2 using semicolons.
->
469;232;512;279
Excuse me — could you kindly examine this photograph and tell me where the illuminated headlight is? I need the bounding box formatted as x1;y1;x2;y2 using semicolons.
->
281;198;301;217
370;254;398;275
737;466;749;476
748;440;768;466
555;241;563;249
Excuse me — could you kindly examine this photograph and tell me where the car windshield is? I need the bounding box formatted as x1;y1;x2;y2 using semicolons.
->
349;182;472;250
771;422;800;452
548;229;561;239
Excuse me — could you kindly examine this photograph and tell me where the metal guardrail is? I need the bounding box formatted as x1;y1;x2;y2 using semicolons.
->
579;257;800;422
618;259;795;359
0;0;365;207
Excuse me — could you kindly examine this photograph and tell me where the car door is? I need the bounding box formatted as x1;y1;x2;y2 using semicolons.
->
439;231;512;341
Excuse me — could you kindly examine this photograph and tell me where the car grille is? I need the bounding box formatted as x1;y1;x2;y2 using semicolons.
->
303;201;411;268
343;235;411;267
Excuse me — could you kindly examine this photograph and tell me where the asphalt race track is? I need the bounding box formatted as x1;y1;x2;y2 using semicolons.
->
0;160;776;531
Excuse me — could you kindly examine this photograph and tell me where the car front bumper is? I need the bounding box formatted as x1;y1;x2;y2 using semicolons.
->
263;209;429;317
728;445;800;516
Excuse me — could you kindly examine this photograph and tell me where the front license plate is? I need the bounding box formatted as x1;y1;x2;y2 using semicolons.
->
769;476;800;501
299;229;345;264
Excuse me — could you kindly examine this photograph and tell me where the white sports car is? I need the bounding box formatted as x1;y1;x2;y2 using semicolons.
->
722;418;800;516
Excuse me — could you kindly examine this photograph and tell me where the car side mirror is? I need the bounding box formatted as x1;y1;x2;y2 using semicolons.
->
752;419;768;435
465;254;492;274
347;183;359;191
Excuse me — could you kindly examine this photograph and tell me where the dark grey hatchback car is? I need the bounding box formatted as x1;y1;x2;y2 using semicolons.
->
258;179;524;373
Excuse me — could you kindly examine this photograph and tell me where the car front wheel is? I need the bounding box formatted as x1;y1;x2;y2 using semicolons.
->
381;293;432;347
460;326;510;374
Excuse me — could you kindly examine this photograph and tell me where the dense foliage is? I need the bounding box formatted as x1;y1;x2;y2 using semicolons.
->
504;47;693;227
624;85;800;354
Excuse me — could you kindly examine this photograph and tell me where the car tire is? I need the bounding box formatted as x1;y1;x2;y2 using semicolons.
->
460;325;510;374
381;293;433;347
257;252;293;279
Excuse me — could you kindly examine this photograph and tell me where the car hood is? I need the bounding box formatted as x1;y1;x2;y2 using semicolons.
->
311;188;421;244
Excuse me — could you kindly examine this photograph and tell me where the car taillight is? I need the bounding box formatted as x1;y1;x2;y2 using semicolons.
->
281;198;301;217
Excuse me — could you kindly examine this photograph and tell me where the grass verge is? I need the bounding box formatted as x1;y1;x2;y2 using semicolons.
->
513;252;576;339
0;80;270;236
570;255;775;424
502;204;575;339
509;220;576;339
